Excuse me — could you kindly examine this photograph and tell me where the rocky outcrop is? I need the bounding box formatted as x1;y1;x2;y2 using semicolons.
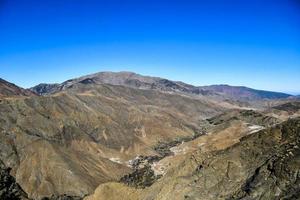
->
159;117;300;200
227;118;300;199
29;83;60;96
0;161;84;200
0;162;29;200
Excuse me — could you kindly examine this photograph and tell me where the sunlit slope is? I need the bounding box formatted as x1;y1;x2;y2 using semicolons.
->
86;117;300;200
0;83;225;199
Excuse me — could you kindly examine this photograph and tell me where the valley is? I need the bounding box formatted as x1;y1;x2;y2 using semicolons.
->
0;72;299;200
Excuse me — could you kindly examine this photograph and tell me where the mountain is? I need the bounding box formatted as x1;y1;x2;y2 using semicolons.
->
30;71;212;96
199;84;292;100
30;71;292;101
0;78;36;97
0;80;226;199
1;72;299;200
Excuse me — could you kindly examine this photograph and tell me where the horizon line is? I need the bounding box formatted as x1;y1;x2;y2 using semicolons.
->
1;70;299;95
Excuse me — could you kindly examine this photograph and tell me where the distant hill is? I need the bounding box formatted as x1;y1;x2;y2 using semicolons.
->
30;71;213;96
30;71;293;101
272;101;300;112
199;84;292;100
0;78;36;97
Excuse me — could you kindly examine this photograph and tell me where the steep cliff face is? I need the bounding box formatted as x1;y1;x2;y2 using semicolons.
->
85;118;300;200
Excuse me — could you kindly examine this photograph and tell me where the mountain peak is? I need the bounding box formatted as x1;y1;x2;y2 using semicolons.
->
30;71;293;101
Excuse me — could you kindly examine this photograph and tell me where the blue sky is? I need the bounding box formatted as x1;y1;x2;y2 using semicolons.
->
0;0;299;94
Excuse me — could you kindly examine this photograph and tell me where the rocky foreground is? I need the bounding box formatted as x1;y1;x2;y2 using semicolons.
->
85;117;300;200
2;117;300;200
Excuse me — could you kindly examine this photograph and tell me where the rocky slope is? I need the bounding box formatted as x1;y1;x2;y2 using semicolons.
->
0;81;226;199
206;109;280;127
263;101;300;121
272;101;300;113
29;83;60;96
0;161;29;200
86;117;300;200
0;78;35;98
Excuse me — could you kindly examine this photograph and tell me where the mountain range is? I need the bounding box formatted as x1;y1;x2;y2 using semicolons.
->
0;71;299;200
30;71;292;101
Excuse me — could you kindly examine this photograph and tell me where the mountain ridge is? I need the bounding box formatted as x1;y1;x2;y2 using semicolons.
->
29;71;293;101
0;78;36;97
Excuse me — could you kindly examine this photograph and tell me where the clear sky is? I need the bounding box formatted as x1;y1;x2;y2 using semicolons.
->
0;0;299;94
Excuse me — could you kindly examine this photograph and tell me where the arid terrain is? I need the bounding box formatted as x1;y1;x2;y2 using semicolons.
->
0;72;299;200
